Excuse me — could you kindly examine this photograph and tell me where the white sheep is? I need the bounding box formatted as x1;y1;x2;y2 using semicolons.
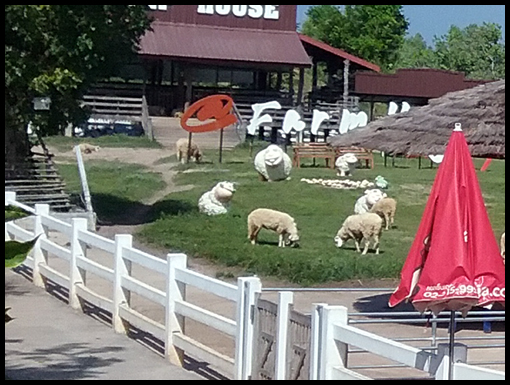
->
254;144;292;182
335;153;358;177
500;232;505;264
369;197;397;230
334;212;383;255
175;137;202;164
77;143;100;154
354;189;387;215
198;181;236;216
247;208;300;248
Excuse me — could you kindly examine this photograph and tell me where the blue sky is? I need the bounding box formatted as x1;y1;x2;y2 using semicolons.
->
297;5;506;46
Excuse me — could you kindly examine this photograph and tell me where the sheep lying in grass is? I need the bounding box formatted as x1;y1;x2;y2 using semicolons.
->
335;212;383;255
354;189;387;214
198;181;236;216
369;197;397;230
501;232;505;264
175;138;202;164
247;208;299;248
77;143;100;154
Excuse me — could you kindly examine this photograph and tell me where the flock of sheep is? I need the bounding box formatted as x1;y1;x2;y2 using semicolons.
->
177;138;505;260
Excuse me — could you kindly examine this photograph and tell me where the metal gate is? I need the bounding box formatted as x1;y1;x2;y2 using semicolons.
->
252;295;311;380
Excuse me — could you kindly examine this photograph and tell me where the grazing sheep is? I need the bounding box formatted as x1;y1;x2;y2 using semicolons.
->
335;153;358;177
175;137;202;164
354;189;387;215
198;181;236;216
500;232;505;264
254;144;293;182
369;197;397;230
247;208;299;248
77;143;100;154
335;212;383;255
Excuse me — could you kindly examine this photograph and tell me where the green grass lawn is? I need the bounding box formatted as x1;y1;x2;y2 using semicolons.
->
51;137;505;286
137;143;505;286
55;161;166;224
43;134;163;152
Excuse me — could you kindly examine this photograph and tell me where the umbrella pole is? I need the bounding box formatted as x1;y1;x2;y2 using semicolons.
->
448;311;455;380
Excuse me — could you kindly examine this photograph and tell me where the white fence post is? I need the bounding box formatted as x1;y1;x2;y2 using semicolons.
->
310;304;349;380
113;234;133;334
275;291;294;380
235;276;262;381
5;191;16;206
70;218;88;310
33;204;50;288
166;253;187;367
309;303;327;380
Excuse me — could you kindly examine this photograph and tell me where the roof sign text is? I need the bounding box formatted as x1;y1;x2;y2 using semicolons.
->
197;5;280;20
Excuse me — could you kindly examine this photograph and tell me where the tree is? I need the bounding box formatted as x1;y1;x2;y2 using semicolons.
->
394;33;438;70
432;23;505;80
301;5;409;71
5;5;153;165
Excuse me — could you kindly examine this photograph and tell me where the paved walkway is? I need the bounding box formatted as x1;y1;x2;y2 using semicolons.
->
5;268;208;381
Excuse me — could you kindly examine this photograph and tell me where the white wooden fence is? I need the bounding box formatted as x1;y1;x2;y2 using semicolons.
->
5;191;505;381
5;191;259;380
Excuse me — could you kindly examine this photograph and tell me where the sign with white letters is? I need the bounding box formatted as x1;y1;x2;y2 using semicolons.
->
197;5;280;20
247;101;368;137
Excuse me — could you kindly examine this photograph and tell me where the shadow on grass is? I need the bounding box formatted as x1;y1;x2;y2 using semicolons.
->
91;194;196;226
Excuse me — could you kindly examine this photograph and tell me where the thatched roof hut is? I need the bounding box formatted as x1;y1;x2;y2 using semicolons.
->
328;79;505;159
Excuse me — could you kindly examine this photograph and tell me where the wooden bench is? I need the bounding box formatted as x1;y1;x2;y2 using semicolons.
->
292;143;337;169
334;146;375;169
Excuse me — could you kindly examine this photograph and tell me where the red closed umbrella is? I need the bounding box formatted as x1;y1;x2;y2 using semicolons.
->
388;124;505;379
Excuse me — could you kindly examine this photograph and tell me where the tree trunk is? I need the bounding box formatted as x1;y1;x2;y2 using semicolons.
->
5;123;32;179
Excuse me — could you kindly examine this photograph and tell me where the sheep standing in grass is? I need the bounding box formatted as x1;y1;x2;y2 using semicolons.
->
77;143;100;154
198;181;236;216
334;212;383;255
369;197;397;230
247;208;299;248
354;189;387;215
175;137;202;164
254;144;292;182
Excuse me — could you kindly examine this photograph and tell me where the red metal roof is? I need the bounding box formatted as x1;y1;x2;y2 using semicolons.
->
139;21;312;68
354;68;490;99
298;33;381;73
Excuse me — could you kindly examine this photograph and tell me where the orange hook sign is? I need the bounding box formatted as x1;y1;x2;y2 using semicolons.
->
180;95;238;133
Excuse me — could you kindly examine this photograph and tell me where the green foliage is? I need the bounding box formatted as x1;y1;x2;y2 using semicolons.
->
5;237;39;269
433;23;505;80
5;206;32;222
301;5;409;71
5;5;152;145
394;33;438;69
5;214;39;324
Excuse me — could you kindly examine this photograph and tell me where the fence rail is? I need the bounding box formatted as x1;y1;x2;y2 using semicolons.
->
5;191;505;381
